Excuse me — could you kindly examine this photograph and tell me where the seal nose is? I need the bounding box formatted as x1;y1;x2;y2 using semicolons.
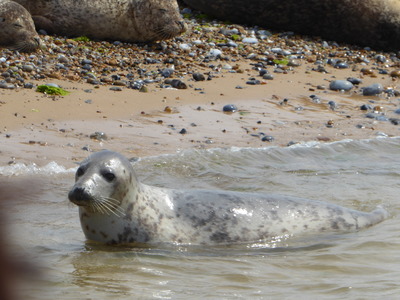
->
176;20;187;32
68;187;89;204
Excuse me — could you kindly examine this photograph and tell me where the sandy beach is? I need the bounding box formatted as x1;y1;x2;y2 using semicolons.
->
1;10;400;167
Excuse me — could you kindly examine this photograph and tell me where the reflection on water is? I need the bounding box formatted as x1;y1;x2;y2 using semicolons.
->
2;138;400;299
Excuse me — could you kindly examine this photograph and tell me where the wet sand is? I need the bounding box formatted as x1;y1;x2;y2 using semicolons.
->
1;59;399;167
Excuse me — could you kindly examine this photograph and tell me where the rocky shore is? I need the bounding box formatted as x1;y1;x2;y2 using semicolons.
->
1;7;400;166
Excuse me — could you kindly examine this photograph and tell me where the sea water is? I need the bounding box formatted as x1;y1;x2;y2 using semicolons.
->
1;138;400;299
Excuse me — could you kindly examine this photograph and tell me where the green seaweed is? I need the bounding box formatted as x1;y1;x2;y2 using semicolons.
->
195;13;210;20
73;36;91;42
273;59;289;65
231;34;241;41
36;85;70;96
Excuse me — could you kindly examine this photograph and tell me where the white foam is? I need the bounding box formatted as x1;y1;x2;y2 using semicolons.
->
0;161;76;176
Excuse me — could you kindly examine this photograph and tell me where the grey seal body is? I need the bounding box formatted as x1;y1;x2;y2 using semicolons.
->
0;0;41;52
182;0;400;50
68;150;388;245
14;0;187;42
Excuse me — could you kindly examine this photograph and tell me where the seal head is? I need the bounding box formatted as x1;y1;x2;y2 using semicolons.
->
132;0;187;41
68;150;135;215
0;0;41;52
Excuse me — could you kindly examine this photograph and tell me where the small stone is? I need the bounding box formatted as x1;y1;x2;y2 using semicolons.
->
179;128;187;134
161;68;174;78
360;104;373;110
261;135;274;142
334;62;349;69
223;104;238;112
362;83;383;96
22;65;34;72
390;70;400;78
193;73;205;81
81;59;92;65
328;101;337;110
171;79;187;89
109;86;122;91
326;120;334;128
208;49;222;57
347;77;362;85
90;132;108;141
262;74;274;80
24;82;34;89
139;86;148;93
242;37;258;44
329;80;353;91
246;79;261;85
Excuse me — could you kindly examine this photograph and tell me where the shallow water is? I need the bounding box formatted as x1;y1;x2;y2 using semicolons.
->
2;138;400;299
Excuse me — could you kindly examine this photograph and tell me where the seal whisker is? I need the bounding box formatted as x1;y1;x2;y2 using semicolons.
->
92;200;107;215
98;197;125;217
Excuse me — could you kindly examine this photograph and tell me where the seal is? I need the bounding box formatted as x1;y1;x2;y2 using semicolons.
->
182;0;400;50
14;0;187;42
0;0;41;52
68;150;388;245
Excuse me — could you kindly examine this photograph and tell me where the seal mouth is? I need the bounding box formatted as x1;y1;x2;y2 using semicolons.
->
68;187;125;217
151;20;187;41
11;36;42;52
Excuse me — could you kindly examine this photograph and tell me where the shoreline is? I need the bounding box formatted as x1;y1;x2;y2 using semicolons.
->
1;13;400;167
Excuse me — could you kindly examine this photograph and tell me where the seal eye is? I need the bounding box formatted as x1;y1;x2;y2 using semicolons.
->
76;167;84;177
103;172;116;182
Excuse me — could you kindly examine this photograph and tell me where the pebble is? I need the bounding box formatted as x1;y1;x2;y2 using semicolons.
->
261;135;275;142
208;49;222;57
161;68;174;78
90;132;108;141
329;80;353;91
328;101;337;110
0;82;15;89
170;79;187;89
246;79;261;85
109;86;122;91
347;77;362;85
242;37;258;44
362;83;383;96
193;73;205;81
262;74;274;80
334;62;349;69
390;70;400;77
360;104;373;110
365;112;388;121
223;104;238;112
22;65;34;72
